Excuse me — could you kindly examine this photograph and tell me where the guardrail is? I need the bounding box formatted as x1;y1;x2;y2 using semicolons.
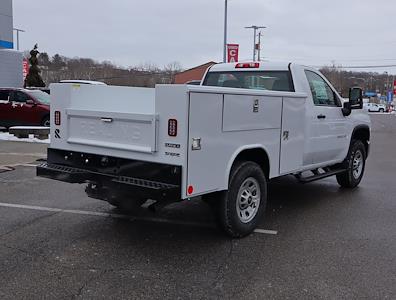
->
9;126;50;140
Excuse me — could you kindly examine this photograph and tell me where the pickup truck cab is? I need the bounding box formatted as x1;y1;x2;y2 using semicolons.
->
37;62;370;237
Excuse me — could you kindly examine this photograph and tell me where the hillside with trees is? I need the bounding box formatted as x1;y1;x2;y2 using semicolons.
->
32;52;182;88
29;52;394;98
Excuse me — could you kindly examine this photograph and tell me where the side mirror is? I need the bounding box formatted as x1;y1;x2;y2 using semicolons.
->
349;87;363;109
26;99;35;105
342;101;352;116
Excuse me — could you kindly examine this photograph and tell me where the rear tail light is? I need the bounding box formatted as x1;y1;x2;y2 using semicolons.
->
235;62;260;69
168;119;178;137
54;111;61;125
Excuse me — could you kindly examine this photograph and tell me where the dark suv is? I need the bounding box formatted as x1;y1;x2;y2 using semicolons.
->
0;88;50;128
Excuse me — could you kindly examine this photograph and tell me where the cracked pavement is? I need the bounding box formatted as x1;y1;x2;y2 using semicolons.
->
0;115;396;299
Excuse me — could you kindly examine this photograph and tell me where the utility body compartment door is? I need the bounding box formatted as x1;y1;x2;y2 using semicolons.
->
279;97;306;174
187;92;283;197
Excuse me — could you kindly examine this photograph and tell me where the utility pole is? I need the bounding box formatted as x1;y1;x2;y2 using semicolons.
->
257;31;262;61
245;25;266;61
13;28;25;51
223;0;228;63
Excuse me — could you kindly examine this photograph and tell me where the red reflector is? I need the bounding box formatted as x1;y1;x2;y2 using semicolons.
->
168;119;178;137
54;111;61;125
187;185;194;195
235;62;260;69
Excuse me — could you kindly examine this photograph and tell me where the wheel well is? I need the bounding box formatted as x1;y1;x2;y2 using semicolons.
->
232;148;270;179
352;127;370;155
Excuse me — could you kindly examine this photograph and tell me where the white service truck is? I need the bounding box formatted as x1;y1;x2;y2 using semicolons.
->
37;62;371;237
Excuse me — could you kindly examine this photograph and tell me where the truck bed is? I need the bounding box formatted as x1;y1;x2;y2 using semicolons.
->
47;83;307;199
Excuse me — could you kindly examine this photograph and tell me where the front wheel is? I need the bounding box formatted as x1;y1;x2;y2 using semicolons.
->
336;140;366;188
217;161;267;238
379;108;384;113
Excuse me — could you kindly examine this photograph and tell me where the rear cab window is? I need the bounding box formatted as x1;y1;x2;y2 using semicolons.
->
203;71;294;92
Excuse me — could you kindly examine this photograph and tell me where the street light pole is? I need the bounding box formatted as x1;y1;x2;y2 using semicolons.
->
257;31;262;61
245;26;266;61
223;0;228;63
13;28;25;51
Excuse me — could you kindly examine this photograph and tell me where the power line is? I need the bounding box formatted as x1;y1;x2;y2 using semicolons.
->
322;64;396;69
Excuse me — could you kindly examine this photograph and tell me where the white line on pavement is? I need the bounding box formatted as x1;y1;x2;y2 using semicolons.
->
0;163;38;170
0;202;277;235
0;152;46;157
253;228;278;235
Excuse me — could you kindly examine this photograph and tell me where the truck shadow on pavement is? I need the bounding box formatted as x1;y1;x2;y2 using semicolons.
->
102;174;362;238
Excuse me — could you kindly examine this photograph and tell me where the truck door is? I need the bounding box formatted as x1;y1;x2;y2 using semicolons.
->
0;90;11;127
9;91;37;126
304;70;349;164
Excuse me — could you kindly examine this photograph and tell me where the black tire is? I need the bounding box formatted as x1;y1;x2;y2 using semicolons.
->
379;108;384;113
336;140;366;188
41;116;50;127
217;161;267;238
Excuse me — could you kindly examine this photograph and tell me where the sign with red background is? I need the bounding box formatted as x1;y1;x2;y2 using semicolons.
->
23;59;29;80
227;44;239;63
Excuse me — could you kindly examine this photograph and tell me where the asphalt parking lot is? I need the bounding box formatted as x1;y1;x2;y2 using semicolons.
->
0;114;395;299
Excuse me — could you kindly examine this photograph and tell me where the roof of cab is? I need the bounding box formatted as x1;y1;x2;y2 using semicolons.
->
208;61;292;72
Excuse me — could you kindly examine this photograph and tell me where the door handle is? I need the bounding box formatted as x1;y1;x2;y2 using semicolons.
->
101;118;113;123
317;114;326;119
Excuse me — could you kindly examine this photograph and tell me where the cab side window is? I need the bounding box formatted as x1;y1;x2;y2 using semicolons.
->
305;70;339;106
11;91;31;103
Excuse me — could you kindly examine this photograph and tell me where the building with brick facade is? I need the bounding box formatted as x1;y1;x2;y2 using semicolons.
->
174;61;217;84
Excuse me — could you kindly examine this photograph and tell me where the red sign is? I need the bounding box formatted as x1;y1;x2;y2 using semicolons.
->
227;44;239;63
23;59;29;80
393;80;396;96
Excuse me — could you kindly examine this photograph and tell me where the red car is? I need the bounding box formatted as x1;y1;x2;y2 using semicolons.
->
0;88;50;128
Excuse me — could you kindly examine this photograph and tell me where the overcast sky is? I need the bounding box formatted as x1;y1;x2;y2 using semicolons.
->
12;0;396;73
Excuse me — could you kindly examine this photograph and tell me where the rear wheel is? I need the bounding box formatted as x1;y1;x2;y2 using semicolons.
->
217;161;267;238
336;140;366;188
379;108;384;113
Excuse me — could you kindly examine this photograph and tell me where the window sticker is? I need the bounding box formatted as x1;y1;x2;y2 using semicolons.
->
312;80;328;101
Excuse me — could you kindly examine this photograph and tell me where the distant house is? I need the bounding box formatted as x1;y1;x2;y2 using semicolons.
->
174;61;217;84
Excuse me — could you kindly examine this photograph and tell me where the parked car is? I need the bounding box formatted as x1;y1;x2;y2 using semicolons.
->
0;88;50;128
59;80;107;85
25;87;51;94
364;103;386;113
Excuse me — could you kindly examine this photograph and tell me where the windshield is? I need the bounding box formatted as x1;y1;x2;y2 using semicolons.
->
27;90;51;105
203;71;294;92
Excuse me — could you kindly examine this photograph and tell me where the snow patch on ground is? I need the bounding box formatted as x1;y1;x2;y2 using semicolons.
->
0;132;50;144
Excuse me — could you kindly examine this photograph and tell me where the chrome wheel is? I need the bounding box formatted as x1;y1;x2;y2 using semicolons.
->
352;150;364;179
236;177;261;223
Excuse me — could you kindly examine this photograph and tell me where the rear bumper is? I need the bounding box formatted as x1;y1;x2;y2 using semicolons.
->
37;149;181;201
